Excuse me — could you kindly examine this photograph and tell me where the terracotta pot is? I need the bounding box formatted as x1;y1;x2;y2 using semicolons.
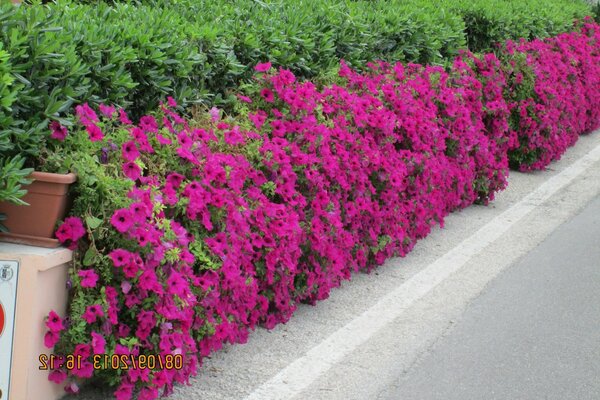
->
0;171;77;248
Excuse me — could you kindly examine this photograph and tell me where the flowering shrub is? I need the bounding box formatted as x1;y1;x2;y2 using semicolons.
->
41;23;600;399
502;21;600;170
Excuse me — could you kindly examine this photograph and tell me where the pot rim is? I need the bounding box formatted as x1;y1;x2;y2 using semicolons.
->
29;171;77;184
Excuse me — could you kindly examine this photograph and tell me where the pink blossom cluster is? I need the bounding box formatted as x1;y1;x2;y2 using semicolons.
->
503;21;600;170
47;23;600;399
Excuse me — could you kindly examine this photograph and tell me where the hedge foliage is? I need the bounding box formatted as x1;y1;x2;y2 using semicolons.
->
440;0;594;52
42;22;600;399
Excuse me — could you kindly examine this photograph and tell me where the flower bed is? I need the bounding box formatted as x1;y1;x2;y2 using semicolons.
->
43;22;600;399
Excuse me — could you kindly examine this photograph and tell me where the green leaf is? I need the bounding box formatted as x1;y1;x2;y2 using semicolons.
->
82;247;97;267
85;215;103;229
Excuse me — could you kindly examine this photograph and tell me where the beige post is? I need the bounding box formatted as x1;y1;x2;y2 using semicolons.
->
1;244;72;400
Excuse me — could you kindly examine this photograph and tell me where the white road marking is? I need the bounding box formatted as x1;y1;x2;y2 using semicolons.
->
244;141;600;400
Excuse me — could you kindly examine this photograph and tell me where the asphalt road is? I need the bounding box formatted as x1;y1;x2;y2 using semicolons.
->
379;195;600;400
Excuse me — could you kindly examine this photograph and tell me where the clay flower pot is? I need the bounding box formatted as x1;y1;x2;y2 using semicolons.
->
0;171;77;248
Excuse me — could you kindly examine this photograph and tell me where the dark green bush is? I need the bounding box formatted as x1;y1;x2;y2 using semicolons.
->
443;0;592;52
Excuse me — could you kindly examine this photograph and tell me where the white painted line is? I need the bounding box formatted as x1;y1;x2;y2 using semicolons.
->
244;140;600;400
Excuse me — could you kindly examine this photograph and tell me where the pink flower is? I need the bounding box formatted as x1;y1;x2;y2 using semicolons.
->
64;382;80;394
82;304;104;324
111;209;134;233
140;115;158;133
48;370;67;384
91;332;106;354
119;109;132;125
49;121;68;141
74;343;92;359
75;103;99;124
86;124;104;142
122;261;140;279
167;96;178;107
55;217;85;249
166;172;185;188
138;387;159;400
78;269;99;288
114;381;134;400
121;280;132;294
157;134;172;145
122;141;140;161
46;310;64;332
44;330;60;348
71;361;94;378
209;107;221;122
260;88;274;103
109;249;132;267
66;217;86;240
55;223;73;244
237;94;252;104
99;104;116;118
255;62;272;72
138;270;160;292
177;132;192;148
122;162;142;181
249;111;267;130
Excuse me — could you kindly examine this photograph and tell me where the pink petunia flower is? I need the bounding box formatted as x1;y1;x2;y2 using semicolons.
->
121;280;132;294
64;382;80;395
75;103;99;125
122;141;140;161
209;107;221;122
48;370;67;384
46;310;64;332
122;261;140;279
109;248;133;267
55;217;85;249
122;162;142;181
71;361;94;379
111;209;134;233
86;124;104;142
166;172;185;188
260;88;275;103
73;343;92;359
177;132;193;148
50;121;68;141
114;381;134;400
156;134;172;146
119;109;132;125
167;96;178;107
99;104;116;119
66;217;86;241
248;111;267;130
237;94;252;104
78;269;99;288
82;304;104;324
139;116;158;133
55;223;73;244
137;386;159;400
255;62;272;72
44;330;60;348
90;331;106;354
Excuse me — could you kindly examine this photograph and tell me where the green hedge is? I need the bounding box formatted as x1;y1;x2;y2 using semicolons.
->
441;0;594;52
0;0;592;182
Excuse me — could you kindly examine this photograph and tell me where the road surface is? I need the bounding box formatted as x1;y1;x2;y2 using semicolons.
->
380;194;600;400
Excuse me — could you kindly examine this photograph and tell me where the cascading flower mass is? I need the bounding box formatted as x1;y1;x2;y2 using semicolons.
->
44;21;600;400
